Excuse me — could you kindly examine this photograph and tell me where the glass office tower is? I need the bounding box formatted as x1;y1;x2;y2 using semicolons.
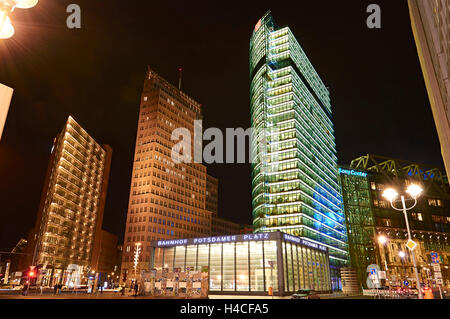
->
250;12;348;281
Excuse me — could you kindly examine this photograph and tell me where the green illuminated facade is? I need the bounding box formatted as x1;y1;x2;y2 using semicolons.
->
338;167;377;288
343;155;450;289
249;11;349;286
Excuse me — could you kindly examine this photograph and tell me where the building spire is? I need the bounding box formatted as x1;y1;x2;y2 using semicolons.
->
178;66;182;90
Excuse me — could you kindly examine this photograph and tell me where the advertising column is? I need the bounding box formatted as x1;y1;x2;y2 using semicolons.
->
0;83;13;141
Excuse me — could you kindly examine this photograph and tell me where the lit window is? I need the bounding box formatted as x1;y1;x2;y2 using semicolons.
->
428;199;437;206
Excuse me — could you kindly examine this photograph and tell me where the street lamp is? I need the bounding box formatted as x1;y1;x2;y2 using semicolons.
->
383;184;424;299
0;0;38;39
133;242;142;281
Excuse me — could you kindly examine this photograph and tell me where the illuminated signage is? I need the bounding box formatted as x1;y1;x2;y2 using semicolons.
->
157;239;188;247
284;234;327;252
284;234;301;244
157;232;327;253
338;168;368;178
157;233;270;247
242;233;269;241
193;235;237;244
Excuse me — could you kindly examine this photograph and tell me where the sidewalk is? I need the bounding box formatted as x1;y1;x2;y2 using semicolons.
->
0;290;369;300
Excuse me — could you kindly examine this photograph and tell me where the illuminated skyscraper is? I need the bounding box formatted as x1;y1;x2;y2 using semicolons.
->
250;12;348;281
26;116;112;286
120;67;213;284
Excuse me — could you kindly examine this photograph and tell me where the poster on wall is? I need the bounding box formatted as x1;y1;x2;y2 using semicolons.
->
149;268;208;298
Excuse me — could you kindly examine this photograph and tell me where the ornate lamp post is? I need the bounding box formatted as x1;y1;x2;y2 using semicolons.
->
382;184;424;299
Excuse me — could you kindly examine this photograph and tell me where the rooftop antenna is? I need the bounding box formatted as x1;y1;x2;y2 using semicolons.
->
178;66;182;90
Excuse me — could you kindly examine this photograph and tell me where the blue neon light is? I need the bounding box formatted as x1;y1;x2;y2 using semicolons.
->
338;168;368;178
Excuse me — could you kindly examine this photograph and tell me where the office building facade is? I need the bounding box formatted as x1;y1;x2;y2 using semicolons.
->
25;116;112;286
249;12;348;287
409;0;450;181
211;216;241;236
340;154;450;289
121;67;213;285
206;174;219;216
151;232;331;296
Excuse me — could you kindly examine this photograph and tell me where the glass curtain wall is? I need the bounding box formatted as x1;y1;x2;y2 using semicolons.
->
209;244;222;291
250;11;349;270
249;241;265;291
338;169;376;288
236;242;249;291
151;237;331;294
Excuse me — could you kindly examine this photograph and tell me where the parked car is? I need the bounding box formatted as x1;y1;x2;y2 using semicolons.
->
291;289;320;299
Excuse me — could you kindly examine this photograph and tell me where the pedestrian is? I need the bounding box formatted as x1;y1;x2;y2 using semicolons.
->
22;282;28;296
54;283;58;294
121;284;126;296
134;282;139;296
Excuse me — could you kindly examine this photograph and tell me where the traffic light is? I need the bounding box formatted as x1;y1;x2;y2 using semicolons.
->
27;266;37;279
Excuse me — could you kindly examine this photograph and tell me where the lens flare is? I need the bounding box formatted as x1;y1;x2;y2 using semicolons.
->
0;13;14;39
406;184;423;198
382;188;398;202
14;0;39;9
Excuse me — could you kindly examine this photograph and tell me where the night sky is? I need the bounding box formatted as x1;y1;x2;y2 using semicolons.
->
0;0;444;250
